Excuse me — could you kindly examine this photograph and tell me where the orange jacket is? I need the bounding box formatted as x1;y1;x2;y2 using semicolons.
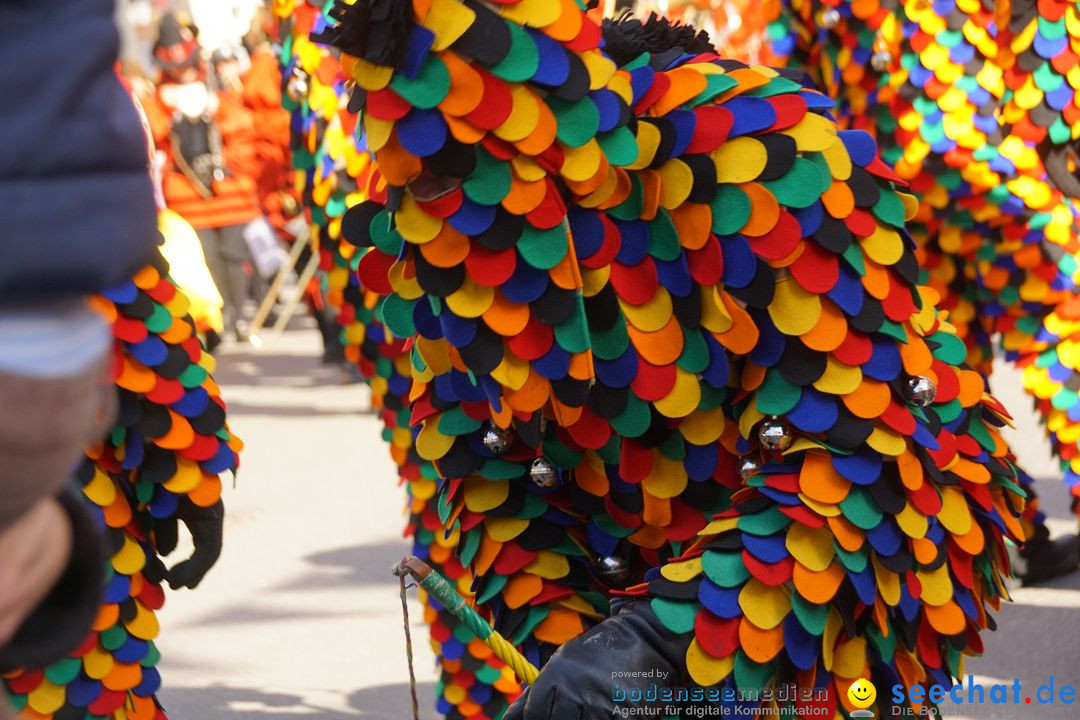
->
143;87;262;230
242;48;295;234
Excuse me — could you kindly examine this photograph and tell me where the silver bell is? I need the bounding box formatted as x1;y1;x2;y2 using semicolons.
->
820;8;841;29
529;457;560;488
871;51;893;72
482;424;514;455
739;456;762;480
906;375;937;407
596;555;630;586
286;68;309;102
759;417;792;452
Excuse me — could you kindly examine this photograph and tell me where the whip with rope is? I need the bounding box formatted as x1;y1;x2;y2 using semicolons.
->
392;556;540;720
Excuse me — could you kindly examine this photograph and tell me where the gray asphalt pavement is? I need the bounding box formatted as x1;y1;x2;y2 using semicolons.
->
157;322;439;719
155;324;1080;719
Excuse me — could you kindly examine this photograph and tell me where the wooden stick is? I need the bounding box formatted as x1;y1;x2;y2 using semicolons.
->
249;226;310;346
264;250;320;341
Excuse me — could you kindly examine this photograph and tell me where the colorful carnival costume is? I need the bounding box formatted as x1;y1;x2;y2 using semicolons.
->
748;0;1080;582
311;1;1026;718
1;254;241;720
275;3;523;717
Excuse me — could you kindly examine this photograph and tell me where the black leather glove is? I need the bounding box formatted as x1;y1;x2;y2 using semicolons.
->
504;600;690;720
153;497;223;590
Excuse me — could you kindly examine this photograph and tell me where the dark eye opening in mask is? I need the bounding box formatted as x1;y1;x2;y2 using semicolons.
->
403;138;478;202
424;137;478;179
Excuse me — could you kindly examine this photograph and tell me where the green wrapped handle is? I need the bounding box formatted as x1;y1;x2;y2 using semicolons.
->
395;556;540;685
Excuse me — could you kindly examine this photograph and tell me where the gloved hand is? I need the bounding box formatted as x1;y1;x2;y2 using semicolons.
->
152;497;224;590
504;600;690;720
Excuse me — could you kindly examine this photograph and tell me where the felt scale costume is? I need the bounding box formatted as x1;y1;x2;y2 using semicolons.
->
751;0;1080;560
275;3;524;717
312;0;1026;716
1;254;241;720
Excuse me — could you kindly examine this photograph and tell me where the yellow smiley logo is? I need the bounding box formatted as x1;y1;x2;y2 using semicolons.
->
847;678;877;709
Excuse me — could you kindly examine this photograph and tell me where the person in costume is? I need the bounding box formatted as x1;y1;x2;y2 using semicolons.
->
2;255;241;720
0;1;158;717
745;0;1080;584
277;0;367;367
275;3;525;716
1;30;241;719
144;13;263;344
314;2;1027;718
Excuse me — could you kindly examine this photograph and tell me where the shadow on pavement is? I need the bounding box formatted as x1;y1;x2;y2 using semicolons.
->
973;590;1080;674
275;539;417;591
179;604;367;628
213;347;345;388
174;540;415;629
1026;475;1077;520
157;682;438;719
158;686;349;720
348;682;439;719
222;400;367;418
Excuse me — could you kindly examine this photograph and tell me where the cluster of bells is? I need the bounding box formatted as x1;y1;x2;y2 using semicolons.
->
817;7;892;71
479;375;936;582
481;424;560;489
481;423;629;583
743;374;937;478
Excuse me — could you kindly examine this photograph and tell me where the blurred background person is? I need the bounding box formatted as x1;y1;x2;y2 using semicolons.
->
236;14;347;365
142;12;261;345
211;42;291;319
121;64;228;342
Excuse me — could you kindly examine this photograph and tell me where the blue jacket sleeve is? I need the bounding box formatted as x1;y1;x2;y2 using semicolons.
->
0;0;158;305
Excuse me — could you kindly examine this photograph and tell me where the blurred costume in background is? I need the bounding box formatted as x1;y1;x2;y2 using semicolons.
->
0;0;158;717
158;209;226;336
1;13;242;718
746;0;1080;584
276;0;372;368
316;2;1029;719
629;0;781;65
240;41;296;238
143;13;262;343
274;2;523;717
